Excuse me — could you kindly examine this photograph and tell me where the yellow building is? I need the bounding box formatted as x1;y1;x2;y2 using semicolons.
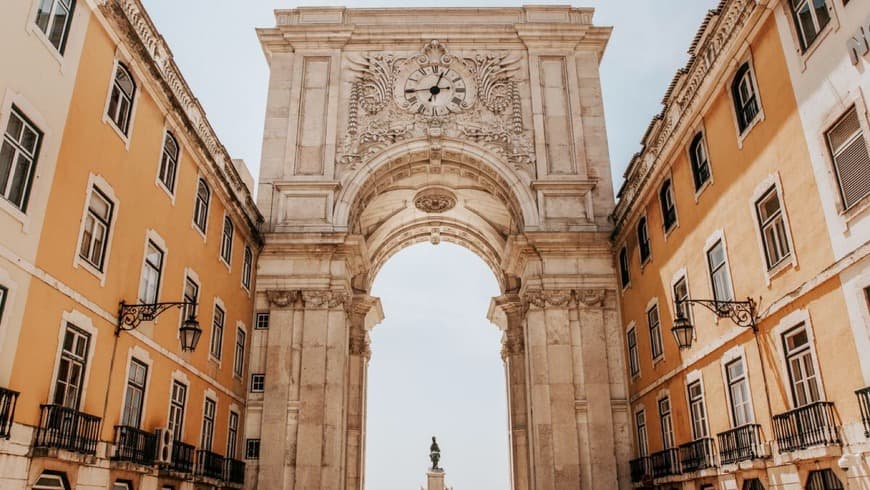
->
0;1;262;489
613;1;870;489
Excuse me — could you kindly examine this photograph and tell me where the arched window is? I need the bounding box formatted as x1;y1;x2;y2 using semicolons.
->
158;132;179;192
193;179;210;232
689;132;711;190
806;469;844;490
107;63;136;135
618;247;630;288
637;217;651;264
221;216;234;264
732;63;759;133
659;179;677;231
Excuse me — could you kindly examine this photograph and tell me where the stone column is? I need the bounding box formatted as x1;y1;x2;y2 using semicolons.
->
345;294;377;490
259;290;304;490
495;294;532;490
522;289;582;490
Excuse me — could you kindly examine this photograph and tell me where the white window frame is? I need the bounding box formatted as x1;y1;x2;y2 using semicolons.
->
750;175;797;280
618;245;631;290
626;322;640;379
156;129;181;200
192;177;210;239
772;309;827;409
788;0;833;52
47;310;97;411
255;312;270;330
227;410;239;459
687;127;714;199
250;373;265;393
0;105;43;214
119;347;152;429
705;231;735;303
824;104;870;213
242;245;253;292
646;298;664;362
220;214;234;268
73;174;119;285
634;406;649;457
685;370;710;440
200;391;217;452
209;297;226;364
670;267;693;328
233;323;246;379
659;176;678;235
658;394;675;449
138;232;167;304
31;0;76;56
101;58;139;147
637;215;652;266
728;53;765;148
167;374;188;442
720;346;756;428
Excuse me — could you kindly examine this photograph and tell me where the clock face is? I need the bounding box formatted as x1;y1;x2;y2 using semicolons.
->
399;64;473;116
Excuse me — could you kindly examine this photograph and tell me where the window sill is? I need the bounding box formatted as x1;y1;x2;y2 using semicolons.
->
208;355;222;368
102;114;131;151
73;255;108;287
796;20;837;73
736;112;764;150
0;198;32;234
663;221;679;241
155;178;176;206
764;256;795;285
26;23;67;73
838;194;870;232
219;256;232;273
652;355;665;367
693;178;713;203
191;221;207;243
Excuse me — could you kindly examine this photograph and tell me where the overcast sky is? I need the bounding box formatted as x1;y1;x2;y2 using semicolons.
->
139;1;718;488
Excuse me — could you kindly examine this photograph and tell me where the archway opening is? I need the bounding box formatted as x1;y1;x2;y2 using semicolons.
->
365;242;510;490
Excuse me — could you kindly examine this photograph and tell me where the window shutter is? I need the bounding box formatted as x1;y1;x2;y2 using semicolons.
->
828;107;870;209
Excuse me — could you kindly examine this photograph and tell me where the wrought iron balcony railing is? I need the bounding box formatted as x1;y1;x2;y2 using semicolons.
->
34;404;101;455
717;424;765;465
224;457;246;484
112;425;156;466
0;387;19;439
169;441;195;473
856;387;870;438
629;456;651;483
651;447;682;478
772;401;840;453
195;449;225;480
679;437;716;472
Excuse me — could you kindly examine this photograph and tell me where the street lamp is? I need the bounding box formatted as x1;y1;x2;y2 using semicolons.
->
117;300;202;352
670;297;759;350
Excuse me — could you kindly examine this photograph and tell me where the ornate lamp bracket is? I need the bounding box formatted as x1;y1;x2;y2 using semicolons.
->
677;297;759;331
117;301;196;333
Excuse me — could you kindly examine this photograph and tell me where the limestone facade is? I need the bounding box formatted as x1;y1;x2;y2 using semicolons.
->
247;6;631;489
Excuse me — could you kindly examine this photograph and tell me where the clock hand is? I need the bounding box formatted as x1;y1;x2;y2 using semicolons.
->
405;88;433;93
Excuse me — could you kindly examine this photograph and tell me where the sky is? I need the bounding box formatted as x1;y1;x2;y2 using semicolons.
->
138;1;718;488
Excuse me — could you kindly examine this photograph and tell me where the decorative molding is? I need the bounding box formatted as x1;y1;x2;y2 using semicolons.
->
522;288;608;310
266;290;299;308
301;290;349;310
413;187;457;214
577;288;606;308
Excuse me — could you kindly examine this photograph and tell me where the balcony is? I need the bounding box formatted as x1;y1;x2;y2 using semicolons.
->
224;458;246;485
772;401;840;453
195;449;225;480
168;441;195;474
0;387;19;439
856;387;870;437
629;456;651;483
679;438;716;472
112;425;156;466
34;404;101;455
717;424;765;465
650;447;681;478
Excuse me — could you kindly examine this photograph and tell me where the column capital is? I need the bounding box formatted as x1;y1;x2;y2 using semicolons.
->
493;293;524;317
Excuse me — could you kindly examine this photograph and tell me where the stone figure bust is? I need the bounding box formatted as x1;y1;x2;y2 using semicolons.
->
429;436;441;470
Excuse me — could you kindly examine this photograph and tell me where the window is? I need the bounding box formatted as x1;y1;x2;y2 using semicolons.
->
107;63;136;135
210;305;224;360
220;217;234;264
689;133;711;190
121;359;147;428
111;483;130;490
200;398;215;451
52;324;90;408
1;107;42;211
255;312;270;330
193;179;210;232
158;132;179;192
168;380;186;441
659;179;677;231
673;276;691;322
227;411;239;458
34;0;75;54
635;410;648;457
250;373;265;393
618;247;630;288
687;380;709;439
138;240;163;304
825;106;870;210
245;439;261;459
647;304;663;360
732;63;759;133
790;0;830;50
182;276;198;324
242;246;253;290
783;324;821;407
658;397;674;449
78;188;113;270
637;217;651;264
0;285;7;325
627;328;640;377
726;358;754;427
806;469;844;490
233;328;246;378
707;240;733;302
33;473;69;490
756;187;791;269
742;479;765;490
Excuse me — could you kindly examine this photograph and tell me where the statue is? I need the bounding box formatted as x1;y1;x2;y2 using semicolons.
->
429;436;441;470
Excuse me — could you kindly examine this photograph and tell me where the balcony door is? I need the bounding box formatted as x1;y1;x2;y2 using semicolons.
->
52;324;91;409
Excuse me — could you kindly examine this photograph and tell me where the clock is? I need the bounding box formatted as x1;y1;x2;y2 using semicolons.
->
396;63;475;116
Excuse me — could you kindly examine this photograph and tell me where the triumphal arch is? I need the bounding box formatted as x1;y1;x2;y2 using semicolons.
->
251;6;631;489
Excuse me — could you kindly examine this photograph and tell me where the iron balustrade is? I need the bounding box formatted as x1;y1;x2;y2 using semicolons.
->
651;447;682;478
0;387;19;439
224;458;246;484
629;456;651;483
679;438;717;472
195;449;225;480
717;424;765;465
112;425;156;466
856;387;870;438
169;441;195;473
772;401;840;453
34;404;101;455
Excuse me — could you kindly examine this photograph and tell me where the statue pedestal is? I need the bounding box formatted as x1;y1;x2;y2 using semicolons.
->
427;469;445;490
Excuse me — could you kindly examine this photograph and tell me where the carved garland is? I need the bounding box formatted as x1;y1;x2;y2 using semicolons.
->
266;289;350;310
521;289;608;310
